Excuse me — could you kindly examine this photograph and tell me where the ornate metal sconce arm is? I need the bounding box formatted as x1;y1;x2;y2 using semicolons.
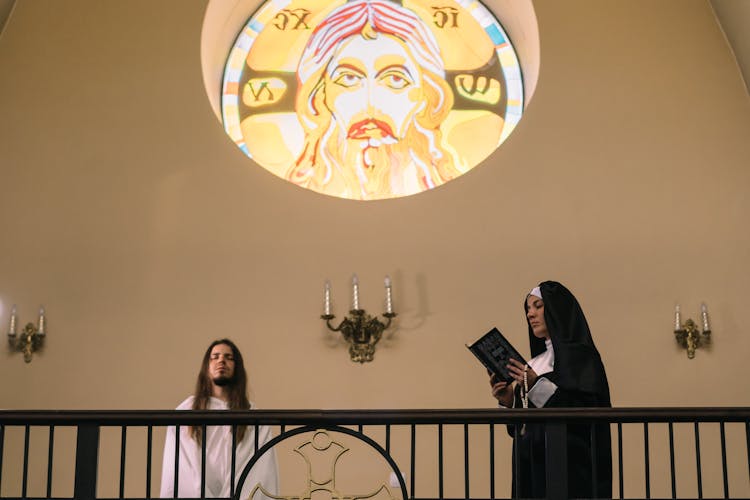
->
321;276;396;362
674;318;711;359
9;323;45;363
7;306;46;363
322;310;397;363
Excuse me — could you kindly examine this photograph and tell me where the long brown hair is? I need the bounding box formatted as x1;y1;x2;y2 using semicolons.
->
190;338;251;443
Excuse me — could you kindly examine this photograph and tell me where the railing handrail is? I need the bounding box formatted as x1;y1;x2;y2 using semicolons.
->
1;407;748;426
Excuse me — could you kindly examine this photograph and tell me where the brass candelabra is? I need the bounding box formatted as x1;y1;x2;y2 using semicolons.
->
673;304;711;359
8;306;47;363
322;310;397;363
322;275;396;363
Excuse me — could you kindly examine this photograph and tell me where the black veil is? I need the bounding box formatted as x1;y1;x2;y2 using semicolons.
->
525;281;610;404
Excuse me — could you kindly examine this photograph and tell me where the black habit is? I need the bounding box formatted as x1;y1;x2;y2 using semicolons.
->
509;281;612;499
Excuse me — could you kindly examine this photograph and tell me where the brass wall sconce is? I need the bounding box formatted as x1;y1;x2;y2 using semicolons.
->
674;303;711;359
321;275;396;363
7;305;47;363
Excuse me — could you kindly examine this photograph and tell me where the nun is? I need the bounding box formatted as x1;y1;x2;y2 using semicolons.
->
490;281;612;499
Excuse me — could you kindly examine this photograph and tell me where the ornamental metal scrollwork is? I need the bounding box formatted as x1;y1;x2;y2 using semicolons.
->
234;426;407;500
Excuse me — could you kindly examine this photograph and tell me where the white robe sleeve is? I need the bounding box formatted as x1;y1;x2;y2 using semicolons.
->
527;376;558;408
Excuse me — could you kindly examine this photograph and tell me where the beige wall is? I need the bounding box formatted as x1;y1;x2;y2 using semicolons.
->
2;0;746;410
1;0;749;496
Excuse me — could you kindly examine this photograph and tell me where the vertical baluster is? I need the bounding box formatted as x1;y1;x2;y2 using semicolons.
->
438;423;444;500
528;423;536;492
46;425;54;499
22;424;29;498
489;424;495;500
618;422;624;499
668;422;676;499
513;425;520;500
644;422;651;499
0;424;4;493
386;424;391;455
255;423;259;453
146;425;153;499
463;423;469;500
720;422;728;498
590;423;598;499
200;424;207;499
694;422;703;499
410;424;416;500
73;425;100;500
173;425;180;498
231;425;237;498
119;426;127;499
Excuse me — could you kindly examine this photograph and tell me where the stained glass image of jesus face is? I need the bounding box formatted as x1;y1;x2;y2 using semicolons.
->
222;0;525;200
290;0;460;199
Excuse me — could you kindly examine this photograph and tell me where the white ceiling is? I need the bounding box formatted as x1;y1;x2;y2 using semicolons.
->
0;0;747;94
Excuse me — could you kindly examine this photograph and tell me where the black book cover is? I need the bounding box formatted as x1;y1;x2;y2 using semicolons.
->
466;327;527;382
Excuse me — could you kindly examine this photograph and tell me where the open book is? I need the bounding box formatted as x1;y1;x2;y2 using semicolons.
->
466;327;527;383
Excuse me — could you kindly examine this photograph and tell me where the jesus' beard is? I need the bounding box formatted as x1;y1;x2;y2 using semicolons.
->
317;119;450;199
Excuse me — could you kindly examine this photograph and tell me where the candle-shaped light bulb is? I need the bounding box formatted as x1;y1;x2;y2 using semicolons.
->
9;304;17;335
701;302;710;332
38;306;46;335
352;274;360;310
674;304;682;331
384;275;393;314
324;280;332;316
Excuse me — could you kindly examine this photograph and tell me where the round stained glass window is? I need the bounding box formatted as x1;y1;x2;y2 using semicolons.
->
222;0;523;200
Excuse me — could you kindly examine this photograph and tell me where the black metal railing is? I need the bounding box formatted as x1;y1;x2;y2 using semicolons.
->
0;408;748;500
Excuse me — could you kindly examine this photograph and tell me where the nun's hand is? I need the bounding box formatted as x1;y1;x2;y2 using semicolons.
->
507;358;538;389
489;373;514;407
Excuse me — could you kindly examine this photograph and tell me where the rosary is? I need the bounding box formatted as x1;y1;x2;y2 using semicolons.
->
519;364;530;435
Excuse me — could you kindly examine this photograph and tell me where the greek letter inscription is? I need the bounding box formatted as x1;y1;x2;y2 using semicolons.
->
242;78;288;107
273;9;312;30
454;75;501;104
458;75;489;96
432;6;459;28
247;81;273;101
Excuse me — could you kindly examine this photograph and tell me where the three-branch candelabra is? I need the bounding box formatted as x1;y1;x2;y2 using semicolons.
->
7;305;47;363
673;303;711;359
321;275;396;363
